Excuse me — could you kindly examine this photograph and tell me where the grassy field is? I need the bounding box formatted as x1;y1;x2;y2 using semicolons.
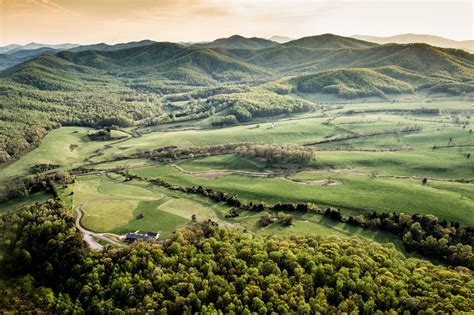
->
88;158;152;170
72;174;156;232
178;154;265;171
128;162;474;226
71;173;229;237
70;170;423;252
110;199;189;237
91;115;338;162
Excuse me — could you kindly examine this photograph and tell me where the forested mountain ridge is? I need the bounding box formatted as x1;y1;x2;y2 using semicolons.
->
0;40;158;71
0;42;78;54
0;48;61;71
3;37;472;86
68;39;156;52
55;43;270;82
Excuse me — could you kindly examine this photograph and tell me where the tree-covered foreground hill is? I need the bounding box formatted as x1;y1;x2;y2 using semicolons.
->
0;200;472;313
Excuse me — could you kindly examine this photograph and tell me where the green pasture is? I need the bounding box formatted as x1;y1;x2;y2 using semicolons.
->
90;116;339;162
71;173;228;236
129;164;474;226
311;127;473;179
177;154;265;172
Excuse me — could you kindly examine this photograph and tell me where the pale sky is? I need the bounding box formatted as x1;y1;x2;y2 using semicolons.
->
0;0;472;45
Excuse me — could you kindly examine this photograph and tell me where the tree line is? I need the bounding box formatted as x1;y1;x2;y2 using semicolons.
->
236;144;315;164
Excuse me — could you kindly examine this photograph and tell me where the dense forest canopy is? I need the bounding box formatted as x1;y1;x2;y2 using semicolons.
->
0;200;472;313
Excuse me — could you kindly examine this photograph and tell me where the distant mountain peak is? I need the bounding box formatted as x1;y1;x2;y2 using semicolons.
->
352;34;473;52
269;35;294;43
284;33;377;49
228;35;246;40
196;35;278;49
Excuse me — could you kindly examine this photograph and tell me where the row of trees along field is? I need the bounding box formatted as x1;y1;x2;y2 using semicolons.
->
133;143;249;161
115;143;314;165
236;144;315;164
0;200;472;313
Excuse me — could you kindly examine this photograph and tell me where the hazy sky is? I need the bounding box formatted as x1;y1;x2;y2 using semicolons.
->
0;0;472;45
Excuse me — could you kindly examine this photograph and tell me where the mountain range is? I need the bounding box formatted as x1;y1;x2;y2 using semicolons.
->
1;33;472;71
2;34;472;93
0;42;79;54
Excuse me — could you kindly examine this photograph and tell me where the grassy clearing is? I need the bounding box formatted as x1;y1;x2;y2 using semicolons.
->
158;198;218;222
311;127;473;179
239;211;405;247
56;182;75;210
88;158;153;170
72;173;227;235
72;174;157;232
326;100;474;114
110;199;189;237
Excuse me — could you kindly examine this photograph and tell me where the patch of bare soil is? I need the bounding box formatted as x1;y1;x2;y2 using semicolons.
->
290;178;342;186
189;170;231;179
303;166;367;174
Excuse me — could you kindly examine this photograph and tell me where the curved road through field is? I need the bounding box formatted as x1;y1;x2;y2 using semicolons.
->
74;171;357;248
75;205;125;251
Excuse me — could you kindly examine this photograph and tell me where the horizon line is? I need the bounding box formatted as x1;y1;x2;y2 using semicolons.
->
1;32;473;47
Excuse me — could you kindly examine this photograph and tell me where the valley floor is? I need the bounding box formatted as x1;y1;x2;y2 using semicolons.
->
1;98;472;260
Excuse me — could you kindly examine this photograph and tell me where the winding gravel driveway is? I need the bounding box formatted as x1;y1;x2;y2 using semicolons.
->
75;205;125;251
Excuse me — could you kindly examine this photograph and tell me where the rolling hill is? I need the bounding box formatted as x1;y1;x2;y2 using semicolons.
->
68;40;156;52
291;67;414;97
58;42;269;84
